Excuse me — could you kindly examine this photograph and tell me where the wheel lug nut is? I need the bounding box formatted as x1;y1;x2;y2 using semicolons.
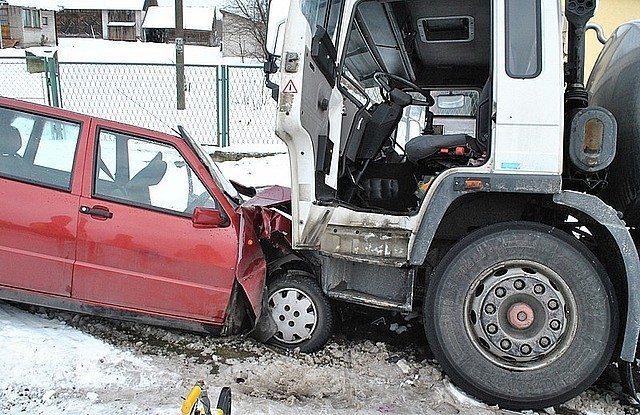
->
484;304;496;315
534;284;545;295
550;319;561;330
495;287;507;298
539;337;551;348
548;299;559;310
487;324;498;335
513;279;525;290
520;344;532;355
500;339;512;350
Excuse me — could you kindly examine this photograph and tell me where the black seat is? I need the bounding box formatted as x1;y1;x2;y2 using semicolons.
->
404;78;492;164
405;133;470;163
0;126;26;177
124;152;167;205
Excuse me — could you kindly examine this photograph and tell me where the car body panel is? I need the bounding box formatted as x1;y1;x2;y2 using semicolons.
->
0;101;90;297
0;96;293;332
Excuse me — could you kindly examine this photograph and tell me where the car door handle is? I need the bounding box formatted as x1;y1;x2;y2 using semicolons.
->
80;205;113;219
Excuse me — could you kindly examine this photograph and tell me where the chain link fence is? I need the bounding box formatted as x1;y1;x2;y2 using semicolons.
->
0;57;280;147
59;63;220;145
0;57;48;105
227;66;279;146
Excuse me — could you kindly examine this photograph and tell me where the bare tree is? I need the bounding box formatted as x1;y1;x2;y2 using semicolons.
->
221;0;268;61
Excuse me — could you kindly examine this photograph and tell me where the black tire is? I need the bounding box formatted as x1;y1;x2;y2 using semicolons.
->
266;272;333;353
216;386;232;414
424;222;618;410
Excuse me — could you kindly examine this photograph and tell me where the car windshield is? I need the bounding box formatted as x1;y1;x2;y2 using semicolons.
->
177;126;243;206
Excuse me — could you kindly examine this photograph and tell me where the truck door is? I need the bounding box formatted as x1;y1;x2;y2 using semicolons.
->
270;0;344;234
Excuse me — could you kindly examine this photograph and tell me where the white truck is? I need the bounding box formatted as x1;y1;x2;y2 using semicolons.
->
259;0;640;409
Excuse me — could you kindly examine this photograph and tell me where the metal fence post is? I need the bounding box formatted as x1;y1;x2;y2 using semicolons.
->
44;54;62;108
217;65;229;147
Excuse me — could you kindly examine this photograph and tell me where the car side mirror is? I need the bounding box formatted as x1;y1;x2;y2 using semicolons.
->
192;207;228;228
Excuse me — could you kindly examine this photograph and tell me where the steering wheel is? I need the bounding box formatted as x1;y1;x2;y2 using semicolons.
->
373;72;435;106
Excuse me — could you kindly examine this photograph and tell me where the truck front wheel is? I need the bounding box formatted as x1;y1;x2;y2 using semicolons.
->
424;222;618;410
266;272;333;353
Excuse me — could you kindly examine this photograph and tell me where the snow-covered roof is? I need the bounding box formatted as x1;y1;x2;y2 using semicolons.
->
107;21;137;27
55;0;146;11
142;6;215;31
156;0;218;7
5;0;62;11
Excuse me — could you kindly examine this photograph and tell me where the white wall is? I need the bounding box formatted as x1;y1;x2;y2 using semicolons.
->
8;7;57;47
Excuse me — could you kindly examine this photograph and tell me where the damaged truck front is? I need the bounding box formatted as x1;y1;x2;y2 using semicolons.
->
261;0;640;410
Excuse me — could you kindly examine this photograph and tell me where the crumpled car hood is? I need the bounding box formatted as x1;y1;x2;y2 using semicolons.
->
241;185;291;209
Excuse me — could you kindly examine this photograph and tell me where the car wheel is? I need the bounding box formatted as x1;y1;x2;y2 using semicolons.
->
266;272;333;353
424;222;618;410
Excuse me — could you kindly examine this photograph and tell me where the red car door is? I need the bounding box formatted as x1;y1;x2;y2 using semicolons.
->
73;121;239;324
0;100;87;297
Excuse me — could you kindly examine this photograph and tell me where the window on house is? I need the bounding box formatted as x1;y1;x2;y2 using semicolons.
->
42;16;48;26
0;9;9;26
22;9;41;28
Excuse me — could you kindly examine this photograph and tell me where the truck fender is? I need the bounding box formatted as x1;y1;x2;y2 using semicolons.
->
409;172;561;265
553;191;640;404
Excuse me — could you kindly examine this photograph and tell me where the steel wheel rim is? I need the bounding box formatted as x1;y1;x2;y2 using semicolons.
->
464;260;578;371
268;287;318;344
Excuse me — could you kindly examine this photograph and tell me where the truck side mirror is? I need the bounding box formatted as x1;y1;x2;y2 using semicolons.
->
266;0;290;56
192;207;228;228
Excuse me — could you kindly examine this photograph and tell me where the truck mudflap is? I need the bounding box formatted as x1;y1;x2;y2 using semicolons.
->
553;191;640;403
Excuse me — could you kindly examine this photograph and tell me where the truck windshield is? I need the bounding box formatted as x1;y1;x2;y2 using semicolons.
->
177;126;243;206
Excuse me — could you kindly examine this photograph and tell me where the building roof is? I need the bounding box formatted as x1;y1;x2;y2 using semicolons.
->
5;0;62;11
142;6;215;31
56;0;146;11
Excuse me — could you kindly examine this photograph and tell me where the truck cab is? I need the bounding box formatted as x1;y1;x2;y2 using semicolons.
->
265;0;640;410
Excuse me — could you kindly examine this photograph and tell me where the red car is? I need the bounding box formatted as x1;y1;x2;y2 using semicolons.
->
0;97;332;352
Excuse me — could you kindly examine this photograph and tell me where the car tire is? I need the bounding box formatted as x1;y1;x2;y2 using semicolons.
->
424;222;618;410
266;272;333;353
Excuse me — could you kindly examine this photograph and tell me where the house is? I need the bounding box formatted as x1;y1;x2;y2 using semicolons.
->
55;0;157;42
219;9;264;61
1;0;58;48
142;6;217;46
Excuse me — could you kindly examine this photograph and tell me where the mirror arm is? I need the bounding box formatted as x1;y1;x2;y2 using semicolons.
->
264;55;280;101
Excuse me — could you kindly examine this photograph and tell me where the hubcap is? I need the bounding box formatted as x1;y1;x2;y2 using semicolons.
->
465;261;577;370
268;287;318;344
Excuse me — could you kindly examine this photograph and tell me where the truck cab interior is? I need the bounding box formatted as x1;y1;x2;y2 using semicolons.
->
336;0;491;213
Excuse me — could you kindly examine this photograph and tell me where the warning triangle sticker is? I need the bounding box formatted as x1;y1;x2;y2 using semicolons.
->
283;80;298;94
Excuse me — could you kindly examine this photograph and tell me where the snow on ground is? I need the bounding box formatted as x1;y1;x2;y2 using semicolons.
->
0;38;257;65
216;151;290;187
0;300;630;415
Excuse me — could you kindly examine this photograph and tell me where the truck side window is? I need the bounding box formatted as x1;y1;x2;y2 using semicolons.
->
301;0;342;39
94;130;217;216
505;0;542;78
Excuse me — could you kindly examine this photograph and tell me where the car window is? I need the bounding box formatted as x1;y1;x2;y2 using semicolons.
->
94;130;217;216
0;106;80;190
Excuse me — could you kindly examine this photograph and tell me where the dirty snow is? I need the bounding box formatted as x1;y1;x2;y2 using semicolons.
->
0;298;631;415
